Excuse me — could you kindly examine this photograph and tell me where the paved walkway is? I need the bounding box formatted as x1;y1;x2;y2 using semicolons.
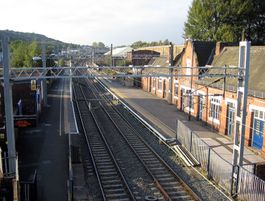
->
18;79;72;201
100;78;264;164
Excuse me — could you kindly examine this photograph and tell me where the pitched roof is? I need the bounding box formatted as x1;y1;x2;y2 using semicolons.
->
142;45;184;74
197;46;265;94
104;47;133;58
193;41;216;66
148;56;168;66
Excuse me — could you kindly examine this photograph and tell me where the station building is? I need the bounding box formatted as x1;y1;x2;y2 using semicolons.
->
140;40;265;158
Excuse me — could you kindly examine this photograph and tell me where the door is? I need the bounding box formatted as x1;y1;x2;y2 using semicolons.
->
181;89;185;111
198;94;204;120
148;78;152;92
163;79;166;98
226;102;235;136
252;110;264;149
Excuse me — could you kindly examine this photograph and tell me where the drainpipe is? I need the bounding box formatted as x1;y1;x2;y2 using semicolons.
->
167;43;174;104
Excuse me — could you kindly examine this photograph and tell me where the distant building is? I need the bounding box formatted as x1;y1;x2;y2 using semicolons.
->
105;46;133;58
127;50;160;66
104;46;133;66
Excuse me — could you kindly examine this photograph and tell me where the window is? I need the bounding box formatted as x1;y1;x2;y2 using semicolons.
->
253;109;265;120
174;81;179;96
209;98;221;120
152;78;156;88
186;59;191;75
185;90;194;110
251;108;265;149
158;79;162;90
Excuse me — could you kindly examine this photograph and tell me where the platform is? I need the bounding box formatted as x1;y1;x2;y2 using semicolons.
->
100;78;265;165
18;79;75;200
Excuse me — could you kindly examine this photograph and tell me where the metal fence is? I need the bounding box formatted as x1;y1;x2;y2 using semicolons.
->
208;149;233;192
177;120;265;199
191;132;209;170
238;167;265;201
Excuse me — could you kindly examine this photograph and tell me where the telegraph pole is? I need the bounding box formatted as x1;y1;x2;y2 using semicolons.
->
42;43;47;106
2;36;16;175
231;41;251;196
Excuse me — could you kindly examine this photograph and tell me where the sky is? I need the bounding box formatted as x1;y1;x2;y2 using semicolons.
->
1;0;193;46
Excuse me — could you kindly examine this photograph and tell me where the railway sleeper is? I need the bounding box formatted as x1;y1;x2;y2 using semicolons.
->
167;189;188;196
157;177;176;182
94;156;112;160
149;166;165;171
99;168;116;172
103;183;124;189
102;179;122;185
95;159;112;163
101;175;121;180
169;194;193;200
105;192;129;199
141;157;159;162
98;165;115;169
99;172;118;176
151;170;168;175
105;188;128;194
144;161;161;165
139;154;156;158
107;198;131;201
153;173;172;178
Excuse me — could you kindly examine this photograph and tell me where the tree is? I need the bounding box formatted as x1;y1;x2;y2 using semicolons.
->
58;58;65;66
10;40;42;67
131;40;171;48
184;0;265;43
10;41;27;67
92;42;106;48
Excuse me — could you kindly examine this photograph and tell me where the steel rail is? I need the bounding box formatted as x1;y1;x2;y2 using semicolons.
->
88;78;201;201
73;84;107;201
85;79;172;200
75;81;137;201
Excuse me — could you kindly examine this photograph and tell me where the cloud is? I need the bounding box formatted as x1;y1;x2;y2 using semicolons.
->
0;0;192;45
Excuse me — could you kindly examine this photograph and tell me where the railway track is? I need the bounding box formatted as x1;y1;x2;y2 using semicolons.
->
73;83;136;201
74;78;201;201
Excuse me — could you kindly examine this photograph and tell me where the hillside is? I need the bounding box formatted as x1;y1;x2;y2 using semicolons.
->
0;30;76;48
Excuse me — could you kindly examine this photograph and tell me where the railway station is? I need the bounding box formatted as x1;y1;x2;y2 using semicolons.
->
1;1;265;200
0;36;264;201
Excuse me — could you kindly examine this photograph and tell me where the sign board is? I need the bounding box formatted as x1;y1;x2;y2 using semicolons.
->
31;80;36;91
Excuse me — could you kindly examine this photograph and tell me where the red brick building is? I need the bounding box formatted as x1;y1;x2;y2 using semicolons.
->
140;40;265;157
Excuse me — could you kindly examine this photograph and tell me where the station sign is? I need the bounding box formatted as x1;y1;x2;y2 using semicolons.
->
31;80;37;91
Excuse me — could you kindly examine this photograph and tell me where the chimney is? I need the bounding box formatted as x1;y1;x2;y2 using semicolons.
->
215;42;222;56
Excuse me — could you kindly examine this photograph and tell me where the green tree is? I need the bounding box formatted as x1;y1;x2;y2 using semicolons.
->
184;0;265;43
131;40;171;48
58;58;66;66
10;40;42;67
92;42;106;48
97;42;105;48
10;41;27;67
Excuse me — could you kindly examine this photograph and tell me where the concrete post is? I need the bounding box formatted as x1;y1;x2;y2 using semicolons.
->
231;41;251;196
2;36;16;175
